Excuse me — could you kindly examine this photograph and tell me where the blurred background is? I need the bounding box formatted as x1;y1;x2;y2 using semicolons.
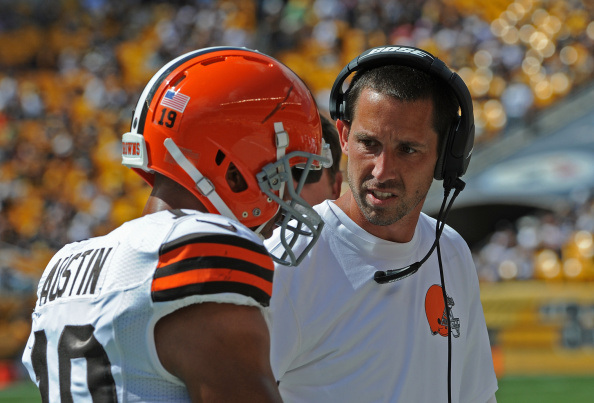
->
0;0;593;401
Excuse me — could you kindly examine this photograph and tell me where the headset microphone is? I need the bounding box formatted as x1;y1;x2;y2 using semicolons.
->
374;179;465;284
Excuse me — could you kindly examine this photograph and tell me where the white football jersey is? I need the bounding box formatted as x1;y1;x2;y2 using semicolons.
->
22;209;274;402
267;201;498;403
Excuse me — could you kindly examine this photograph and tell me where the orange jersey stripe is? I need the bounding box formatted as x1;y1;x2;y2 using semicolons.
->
158;242;273;272
151;267;272;296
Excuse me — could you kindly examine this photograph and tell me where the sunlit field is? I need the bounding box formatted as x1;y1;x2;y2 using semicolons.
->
2;376;594;403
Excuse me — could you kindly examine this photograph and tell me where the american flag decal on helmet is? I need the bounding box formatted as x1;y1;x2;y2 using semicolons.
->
151;233;274;306
160;90;190;113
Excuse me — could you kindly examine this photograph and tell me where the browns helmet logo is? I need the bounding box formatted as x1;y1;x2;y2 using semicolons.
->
425;284;460;338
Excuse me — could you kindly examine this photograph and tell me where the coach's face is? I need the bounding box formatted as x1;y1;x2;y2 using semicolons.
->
336;88;438;239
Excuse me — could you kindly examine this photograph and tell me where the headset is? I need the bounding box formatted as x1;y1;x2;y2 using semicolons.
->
329;45;474;190
329;46;475;403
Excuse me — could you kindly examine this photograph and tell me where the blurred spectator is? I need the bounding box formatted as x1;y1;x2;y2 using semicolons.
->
473;191;594;282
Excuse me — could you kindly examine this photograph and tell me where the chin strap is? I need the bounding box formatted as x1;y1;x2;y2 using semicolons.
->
253;122;289;237
274;122;289;200
164;121;301;237
163;138;238;221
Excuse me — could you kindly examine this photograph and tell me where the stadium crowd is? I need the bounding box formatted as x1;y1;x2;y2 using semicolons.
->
473;190;594;282
1;0;594;379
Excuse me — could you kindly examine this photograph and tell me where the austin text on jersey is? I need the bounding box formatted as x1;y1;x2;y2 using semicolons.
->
38;246;114;306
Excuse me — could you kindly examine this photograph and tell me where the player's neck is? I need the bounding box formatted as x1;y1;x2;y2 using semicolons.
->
142;176;208;216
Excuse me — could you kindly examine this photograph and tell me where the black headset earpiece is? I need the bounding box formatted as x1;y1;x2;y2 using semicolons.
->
328;46;475;189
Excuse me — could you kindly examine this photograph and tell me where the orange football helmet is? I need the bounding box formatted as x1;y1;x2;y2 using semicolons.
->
122;47;331;265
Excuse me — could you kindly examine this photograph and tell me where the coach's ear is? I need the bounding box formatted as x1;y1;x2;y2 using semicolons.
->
335;119;349;155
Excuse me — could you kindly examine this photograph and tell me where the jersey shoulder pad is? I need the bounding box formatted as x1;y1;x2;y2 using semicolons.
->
151;210;273;307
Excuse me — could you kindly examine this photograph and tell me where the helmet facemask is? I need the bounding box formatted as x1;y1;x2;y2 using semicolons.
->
258;149;331;266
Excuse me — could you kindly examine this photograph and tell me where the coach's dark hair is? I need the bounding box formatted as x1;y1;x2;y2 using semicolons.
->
344;65;460;152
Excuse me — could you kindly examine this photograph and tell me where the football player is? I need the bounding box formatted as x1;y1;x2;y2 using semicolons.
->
22;47;330;402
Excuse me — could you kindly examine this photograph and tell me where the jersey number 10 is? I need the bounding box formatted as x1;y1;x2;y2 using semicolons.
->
31;325;117;402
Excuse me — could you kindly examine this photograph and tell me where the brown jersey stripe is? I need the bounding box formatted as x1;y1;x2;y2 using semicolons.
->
154;256;273;283
151;267;272;296
158;242;273;272
152;281;271;306
160;233;269;257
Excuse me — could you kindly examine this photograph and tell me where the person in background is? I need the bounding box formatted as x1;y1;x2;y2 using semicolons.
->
266;47;498;402
292;114;343;205
22;47;329;402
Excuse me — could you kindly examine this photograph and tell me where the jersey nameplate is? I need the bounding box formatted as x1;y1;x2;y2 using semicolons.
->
38;244;117;306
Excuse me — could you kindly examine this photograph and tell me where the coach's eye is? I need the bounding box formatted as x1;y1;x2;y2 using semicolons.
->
401;145;416;154
360;139;376;148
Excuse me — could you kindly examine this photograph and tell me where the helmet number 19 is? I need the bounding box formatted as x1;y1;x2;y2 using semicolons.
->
157;108;178;130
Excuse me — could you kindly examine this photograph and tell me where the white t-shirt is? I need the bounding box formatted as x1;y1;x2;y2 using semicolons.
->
266;201;498;403
22;209;273;402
